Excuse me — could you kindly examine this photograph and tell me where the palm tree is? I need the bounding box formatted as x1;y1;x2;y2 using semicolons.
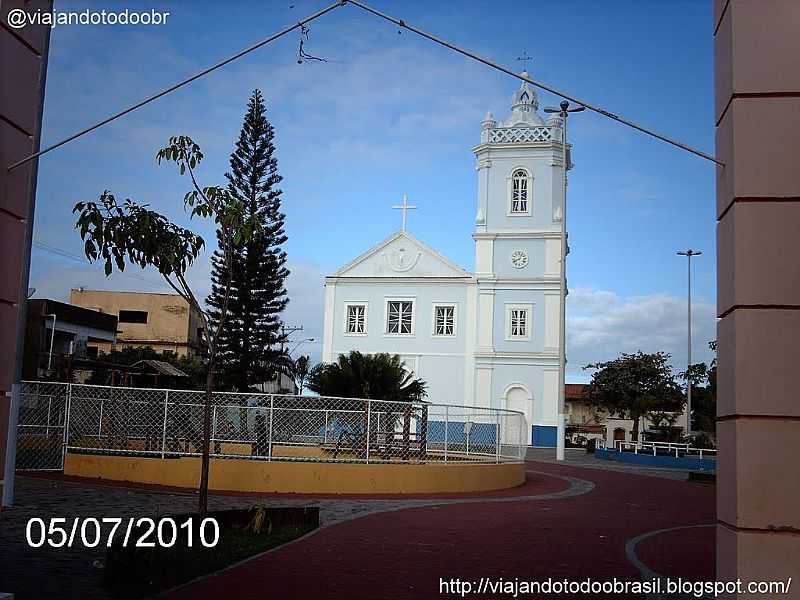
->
307;352;427;457
292;355;311;395
306;351;426;401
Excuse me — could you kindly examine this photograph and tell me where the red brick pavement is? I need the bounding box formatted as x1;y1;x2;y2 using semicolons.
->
162;460;716;600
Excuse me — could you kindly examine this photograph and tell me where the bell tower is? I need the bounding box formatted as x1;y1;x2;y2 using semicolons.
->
471;71;567;447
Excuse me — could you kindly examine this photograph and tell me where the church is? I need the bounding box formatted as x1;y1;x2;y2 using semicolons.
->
321;74;567;447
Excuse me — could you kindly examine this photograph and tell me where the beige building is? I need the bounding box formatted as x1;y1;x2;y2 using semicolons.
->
70;289;204;358
564;384;689;448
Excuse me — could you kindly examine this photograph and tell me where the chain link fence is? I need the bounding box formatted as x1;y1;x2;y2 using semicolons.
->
15;381;70;471
16;381;526;469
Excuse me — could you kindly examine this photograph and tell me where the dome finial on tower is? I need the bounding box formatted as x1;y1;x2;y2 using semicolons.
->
504;71;543;127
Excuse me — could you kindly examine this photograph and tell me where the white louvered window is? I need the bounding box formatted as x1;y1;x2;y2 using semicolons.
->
346;304;366;334
386;301;413;334
434;305;455;336
511;169;529;213
506;305;531;340
510;308;527;337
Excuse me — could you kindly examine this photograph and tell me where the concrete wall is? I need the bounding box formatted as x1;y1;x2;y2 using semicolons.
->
714;1;800;594
595;448;716;472
477;146;560;233
70;289;202;357
325;279;473;407
0;0;53;507
64;453;526;494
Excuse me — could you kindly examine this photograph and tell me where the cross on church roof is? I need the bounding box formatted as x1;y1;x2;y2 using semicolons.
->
516;51;533;73
392;194;417;232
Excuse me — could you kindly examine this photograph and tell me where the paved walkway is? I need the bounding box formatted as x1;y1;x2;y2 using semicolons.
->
0;454;715;600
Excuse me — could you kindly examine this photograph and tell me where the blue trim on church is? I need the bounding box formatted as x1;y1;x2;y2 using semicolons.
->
532;425;557;448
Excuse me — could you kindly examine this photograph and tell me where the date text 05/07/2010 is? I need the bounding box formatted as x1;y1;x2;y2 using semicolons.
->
25;517;219;549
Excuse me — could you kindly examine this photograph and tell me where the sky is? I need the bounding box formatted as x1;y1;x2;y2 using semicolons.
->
28;0;718;382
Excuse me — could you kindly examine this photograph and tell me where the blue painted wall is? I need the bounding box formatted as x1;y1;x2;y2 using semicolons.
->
595;448;716;471
532;425;556;447
424;420;497;444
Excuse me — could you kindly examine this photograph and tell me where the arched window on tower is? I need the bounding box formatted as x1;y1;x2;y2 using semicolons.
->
511;169;530;214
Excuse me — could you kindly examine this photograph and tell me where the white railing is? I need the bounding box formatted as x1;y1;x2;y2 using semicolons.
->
16;381;527;469
597;438;717;460
486;126;554;144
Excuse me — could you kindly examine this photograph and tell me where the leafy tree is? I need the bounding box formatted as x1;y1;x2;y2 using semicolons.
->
74;136;258;515
307;351;427;401
207;90;290;392
680;341;717;435
584;351;685;442
292;355;311;395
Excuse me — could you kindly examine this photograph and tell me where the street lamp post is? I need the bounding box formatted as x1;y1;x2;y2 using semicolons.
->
289;338;314;357
45;313;57;371
676;249;701;436
544;101;584;461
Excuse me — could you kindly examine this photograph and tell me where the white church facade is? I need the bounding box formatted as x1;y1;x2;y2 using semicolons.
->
321;74;567;447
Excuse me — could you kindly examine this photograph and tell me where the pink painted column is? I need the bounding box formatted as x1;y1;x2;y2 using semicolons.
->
715;0;800;595
0;0;52;507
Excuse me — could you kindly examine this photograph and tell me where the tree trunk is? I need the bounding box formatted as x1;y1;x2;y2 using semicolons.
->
631;415;640;443
198;360;215;516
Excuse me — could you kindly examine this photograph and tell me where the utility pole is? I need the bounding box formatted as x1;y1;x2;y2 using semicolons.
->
676;249;701;436
544;100;584;461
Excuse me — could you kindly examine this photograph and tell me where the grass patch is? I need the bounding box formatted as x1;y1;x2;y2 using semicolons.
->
105;506;319;599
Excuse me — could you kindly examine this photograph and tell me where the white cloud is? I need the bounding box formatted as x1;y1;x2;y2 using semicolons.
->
567;287;716;382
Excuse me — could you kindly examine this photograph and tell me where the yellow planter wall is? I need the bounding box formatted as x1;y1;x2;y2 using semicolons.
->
64;452;525;494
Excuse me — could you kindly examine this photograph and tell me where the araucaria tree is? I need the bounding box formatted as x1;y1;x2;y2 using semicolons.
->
74;136;258;515
207;90;290;392
584;351;684;442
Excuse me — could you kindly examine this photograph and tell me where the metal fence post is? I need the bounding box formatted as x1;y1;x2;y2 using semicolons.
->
2;384;21;507
323;409;329;444
495;410;501;464
365;400;371;464
45;395;52;439
98;399;104;438
444;405;449;463
211;405;218;455
160;389;169;459
61;383;72;471
267;395;274;461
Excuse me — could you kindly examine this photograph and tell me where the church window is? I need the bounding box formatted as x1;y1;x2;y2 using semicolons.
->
433;305;456;336
510;309;527;337
345;304;367;334
511;169;530;214
506;303;532;340
386;300;414;335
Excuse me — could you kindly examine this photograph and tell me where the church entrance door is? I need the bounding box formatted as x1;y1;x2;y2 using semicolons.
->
504;386;530;446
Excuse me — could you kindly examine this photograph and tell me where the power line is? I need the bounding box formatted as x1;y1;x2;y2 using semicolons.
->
32;239;166;289
6;0;721;171
347;0;722;166
7;1;346;172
